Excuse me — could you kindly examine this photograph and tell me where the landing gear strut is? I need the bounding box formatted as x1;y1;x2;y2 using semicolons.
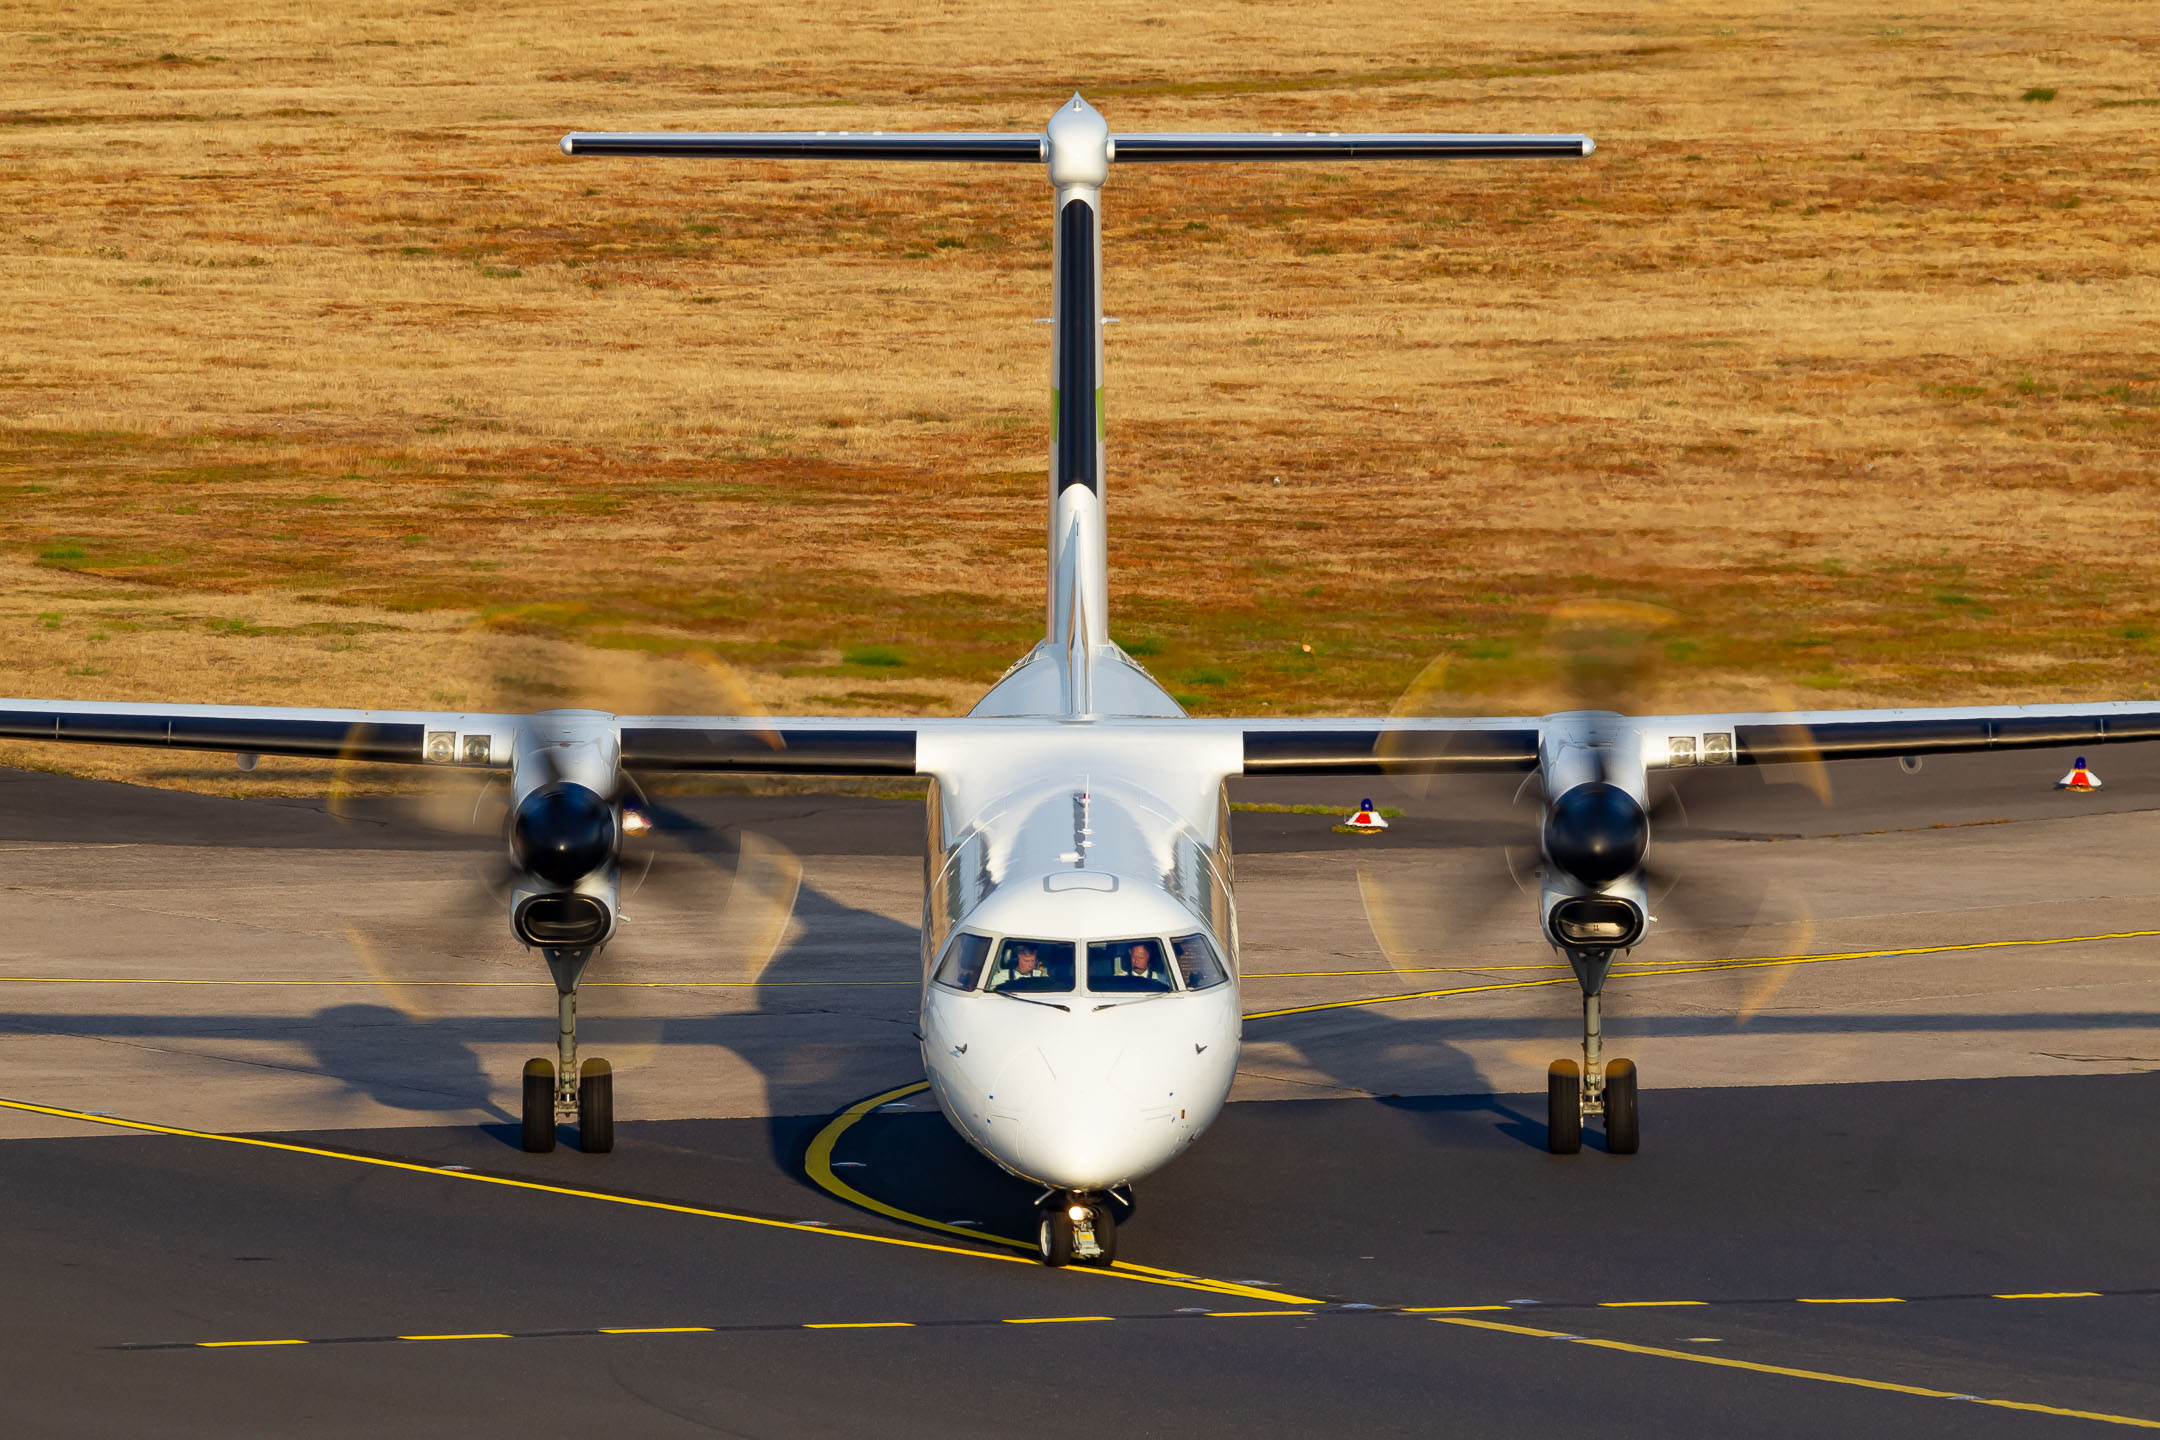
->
1036;1190;1119;1267
520;945;613;1154
1547;945;1638;1156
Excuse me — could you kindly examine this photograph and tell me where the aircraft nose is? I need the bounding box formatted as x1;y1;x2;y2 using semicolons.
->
984;1043;1198;1189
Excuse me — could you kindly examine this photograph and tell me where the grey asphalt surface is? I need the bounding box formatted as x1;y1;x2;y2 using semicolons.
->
0;755;2156;1435
5;1074;2156;1437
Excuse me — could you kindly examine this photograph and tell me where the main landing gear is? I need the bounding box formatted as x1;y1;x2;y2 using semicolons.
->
521;945;613;1154
1547;945;1639;1156
1036;1189;1121;1267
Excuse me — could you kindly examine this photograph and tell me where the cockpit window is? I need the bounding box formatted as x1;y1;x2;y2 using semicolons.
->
1172;932;1229;991
986;938;1076;994
1087;938;1177;994
933;932;993;991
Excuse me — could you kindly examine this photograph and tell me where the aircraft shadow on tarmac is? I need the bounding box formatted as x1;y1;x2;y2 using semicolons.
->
0;871;927;1145
1247;1000;2160;1159
6;769;2158;1238
0;780;933;1168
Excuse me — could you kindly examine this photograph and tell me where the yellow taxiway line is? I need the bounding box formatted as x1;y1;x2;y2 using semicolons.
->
802;1080;1315;1306
1243;927;2160;1021
0;1090;1315;1309
1434;1314;2160;1430
137;1292;2156;1379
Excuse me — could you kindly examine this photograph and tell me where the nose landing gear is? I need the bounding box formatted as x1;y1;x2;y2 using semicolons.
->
519;946;614;1154
1036;1190;1119;1267
1546;946;1639;1156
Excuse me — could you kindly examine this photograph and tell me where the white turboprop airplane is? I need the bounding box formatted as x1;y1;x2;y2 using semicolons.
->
8;96;2157;1267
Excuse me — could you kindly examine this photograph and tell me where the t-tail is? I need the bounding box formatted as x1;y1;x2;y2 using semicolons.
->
563;98;1593;718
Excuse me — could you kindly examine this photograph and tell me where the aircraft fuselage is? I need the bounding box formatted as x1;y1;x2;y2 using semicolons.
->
915;722;1244;1191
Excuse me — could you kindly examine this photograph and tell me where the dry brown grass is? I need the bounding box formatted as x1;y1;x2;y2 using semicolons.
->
3;1;2158;789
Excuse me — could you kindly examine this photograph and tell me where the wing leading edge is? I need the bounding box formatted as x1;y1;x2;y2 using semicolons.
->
0;701;922;776
1235;702;2160;775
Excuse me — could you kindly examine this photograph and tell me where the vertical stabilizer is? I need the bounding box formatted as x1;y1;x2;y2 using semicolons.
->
561;104;1591;719
1046;97;1111;677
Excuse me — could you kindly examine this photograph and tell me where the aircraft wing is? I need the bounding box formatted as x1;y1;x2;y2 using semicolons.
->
1233;701;2160;774
0;700;921;776
3;696;2154;779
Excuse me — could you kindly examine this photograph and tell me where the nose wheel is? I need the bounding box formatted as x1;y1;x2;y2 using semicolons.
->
519;946;615;1154
1547;947;1640;1155
1036;1192;1118;1267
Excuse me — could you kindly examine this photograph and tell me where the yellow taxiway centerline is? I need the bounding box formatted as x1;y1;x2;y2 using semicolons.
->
139;1289;2157;1350
802;1080;1316;1306
0;1090;1316;1310
197;1338;308;1348
1243;928;2160;1021
1434;1315;2160;1430
803;1321;915;1329
0;1094;1112;1276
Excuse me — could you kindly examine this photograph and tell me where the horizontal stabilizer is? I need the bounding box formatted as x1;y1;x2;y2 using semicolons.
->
560;132;1044;161
560;131;1592;164
1109;132;1593;161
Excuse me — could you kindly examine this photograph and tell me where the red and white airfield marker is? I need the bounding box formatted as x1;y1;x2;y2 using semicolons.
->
2056;756;2103;792
1345;798;1389;831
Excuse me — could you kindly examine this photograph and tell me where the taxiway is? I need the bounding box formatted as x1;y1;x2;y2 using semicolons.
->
0;751;2154;1435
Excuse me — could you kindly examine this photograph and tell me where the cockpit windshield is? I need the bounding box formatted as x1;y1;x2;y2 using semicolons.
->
1172;932;1229;990
1087;938;1177;994
933;932;993;991
986;938;1076;994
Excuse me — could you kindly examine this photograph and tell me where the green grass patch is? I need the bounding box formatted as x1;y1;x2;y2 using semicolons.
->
843;643;906;667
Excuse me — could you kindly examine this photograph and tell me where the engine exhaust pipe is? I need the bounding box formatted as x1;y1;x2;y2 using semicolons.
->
1546;894;1645;949
513;892;612;947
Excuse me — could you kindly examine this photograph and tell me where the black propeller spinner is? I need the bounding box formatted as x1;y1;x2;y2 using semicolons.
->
511;781;618;886
1542;779;1650;886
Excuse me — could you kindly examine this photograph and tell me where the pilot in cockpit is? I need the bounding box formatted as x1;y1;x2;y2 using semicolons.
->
1124;942;1161;985
1011;944;1044;981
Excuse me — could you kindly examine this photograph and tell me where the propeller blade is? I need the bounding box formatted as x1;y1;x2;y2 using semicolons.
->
616;807;805;981
332;617;801;1071
1757;686;1836;808
1354;768;1543;978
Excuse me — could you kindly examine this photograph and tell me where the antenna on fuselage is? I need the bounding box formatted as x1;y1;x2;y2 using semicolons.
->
561;100;1593;717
